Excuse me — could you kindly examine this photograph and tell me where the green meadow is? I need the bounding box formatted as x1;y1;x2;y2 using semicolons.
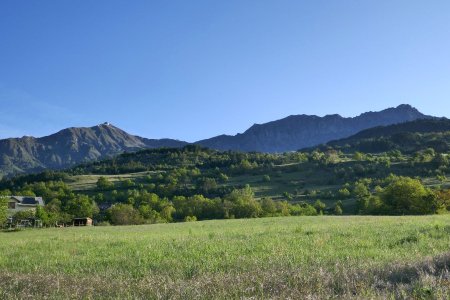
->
1;215;450;299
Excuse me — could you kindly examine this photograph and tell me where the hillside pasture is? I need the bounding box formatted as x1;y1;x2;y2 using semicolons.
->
67;171;158;191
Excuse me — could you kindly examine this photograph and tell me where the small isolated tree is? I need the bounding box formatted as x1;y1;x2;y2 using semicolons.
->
276;201;291;216
314;200;326;215
218;173;229;183
96;177;114;190
283;191;293;200
334;201;343;215
262;175;271;182
160;205;176;222
226;185;262;218
261;197;276;216
353;182;370;200
338;188;351;199
184;215;197;222
353;152;364;161
35;206;49;225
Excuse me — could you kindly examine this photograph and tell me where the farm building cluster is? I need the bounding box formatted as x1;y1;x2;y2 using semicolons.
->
2;196;92;228
7;196;44;214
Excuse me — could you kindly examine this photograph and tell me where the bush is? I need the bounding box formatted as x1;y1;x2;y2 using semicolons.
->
226;185;262;218
338;188;351;199
96;221;111;226
334;202;343;215
96;177;114;190
358;176;443;215
314;200;326;215
262;175;271;182
381;177;437;215
108;204;144;225
261;197;276;216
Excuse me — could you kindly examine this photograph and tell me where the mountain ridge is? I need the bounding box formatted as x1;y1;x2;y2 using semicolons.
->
196;104;431;152
0;104;434;177
0;123;187;177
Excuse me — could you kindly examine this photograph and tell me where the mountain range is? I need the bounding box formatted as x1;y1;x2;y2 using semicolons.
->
0;104;432;177
196;104;430;152
0;123;186;177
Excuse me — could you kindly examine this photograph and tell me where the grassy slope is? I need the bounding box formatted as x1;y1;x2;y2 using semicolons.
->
1;215;450;299
67;171;154;191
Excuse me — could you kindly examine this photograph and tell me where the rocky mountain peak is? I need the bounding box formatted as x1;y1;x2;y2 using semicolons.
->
196;104;431;152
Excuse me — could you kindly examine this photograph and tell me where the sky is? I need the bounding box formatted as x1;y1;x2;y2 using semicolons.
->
1;1;450;142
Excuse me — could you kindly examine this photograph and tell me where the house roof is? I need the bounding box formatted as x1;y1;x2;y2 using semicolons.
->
22;197;39;205
7;196;44;206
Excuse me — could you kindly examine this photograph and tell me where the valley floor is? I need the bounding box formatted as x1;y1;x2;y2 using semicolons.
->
1;215;450;299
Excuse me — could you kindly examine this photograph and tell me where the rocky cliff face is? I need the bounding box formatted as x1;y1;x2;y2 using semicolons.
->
0;123;187;177
196;105;431;152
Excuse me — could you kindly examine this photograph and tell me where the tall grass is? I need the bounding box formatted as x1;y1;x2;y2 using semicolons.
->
1;215;450;299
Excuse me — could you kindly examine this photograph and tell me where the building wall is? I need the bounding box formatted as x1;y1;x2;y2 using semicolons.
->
7;205;37;216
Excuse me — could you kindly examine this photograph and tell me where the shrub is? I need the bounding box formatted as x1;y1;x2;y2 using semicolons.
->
314;200;326;215
262;175;271;182
226;185;262;218
96;177;114;190
334;203;343;215
381;177;437;215
260;197;276;216
338;188;351;199
108;204;144;225
96;221;111;226
12;209;35;224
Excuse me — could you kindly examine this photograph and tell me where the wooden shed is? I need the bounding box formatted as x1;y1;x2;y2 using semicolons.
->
73;217;93;226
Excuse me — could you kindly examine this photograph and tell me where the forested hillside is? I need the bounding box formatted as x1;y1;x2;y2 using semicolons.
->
321;118;450;153
2;122;450;226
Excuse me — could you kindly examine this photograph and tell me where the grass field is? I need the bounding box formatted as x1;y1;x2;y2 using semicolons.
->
1;216;450;299
67;172;155;191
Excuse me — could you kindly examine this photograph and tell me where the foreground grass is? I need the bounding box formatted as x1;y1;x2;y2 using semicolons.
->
1;216;450;299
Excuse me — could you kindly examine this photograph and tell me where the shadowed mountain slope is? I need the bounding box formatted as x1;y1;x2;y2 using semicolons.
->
0;123;187;177
319;118;450;154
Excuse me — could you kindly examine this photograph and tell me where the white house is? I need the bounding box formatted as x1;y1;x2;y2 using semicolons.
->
6;196;45;215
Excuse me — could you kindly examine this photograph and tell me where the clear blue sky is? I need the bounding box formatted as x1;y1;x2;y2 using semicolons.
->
1;1;450;142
